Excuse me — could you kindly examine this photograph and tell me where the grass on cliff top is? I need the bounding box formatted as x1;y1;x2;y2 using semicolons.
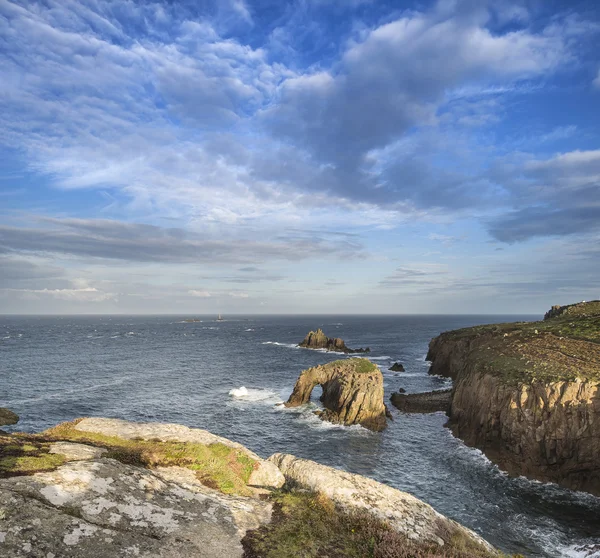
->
328;358;377;374
243;490;508;558
37;420;257;495
0;434;66;477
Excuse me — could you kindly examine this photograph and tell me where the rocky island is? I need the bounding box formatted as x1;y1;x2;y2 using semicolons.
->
284;359;390;431
0;415;496;557
426;300;600;496
298;329;370;353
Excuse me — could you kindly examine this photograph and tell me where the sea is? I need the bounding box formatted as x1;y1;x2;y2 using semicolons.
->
1;314;599;557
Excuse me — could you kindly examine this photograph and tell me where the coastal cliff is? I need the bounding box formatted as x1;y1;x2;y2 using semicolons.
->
285;359;389;431
427;302;600;495
0;416;495;557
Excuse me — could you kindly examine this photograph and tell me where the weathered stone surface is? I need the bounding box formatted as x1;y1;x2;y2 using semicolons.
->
268;453;493;551
390;389;452;414
74;418;284;489
389;362;405;372
0;457;272;557
298;329;369;353
0;409;19;427
49;442;107;461
284;359;388;431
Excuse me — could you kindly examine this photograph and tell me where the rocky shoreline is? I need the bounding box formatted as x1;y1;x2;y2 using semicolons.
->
426;301;600;496
0;415;496;557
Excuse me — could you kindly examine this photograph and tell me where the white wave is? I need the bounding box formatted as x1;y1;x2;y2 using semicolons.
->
245;328;255;331
228;386;282;403
369;356;391;361
262;341;299;349
560;542;600;558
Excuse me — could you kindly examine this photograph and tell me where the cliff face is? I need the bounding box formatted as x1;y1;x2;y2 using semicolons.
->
285;359;388;431
427;305;600;495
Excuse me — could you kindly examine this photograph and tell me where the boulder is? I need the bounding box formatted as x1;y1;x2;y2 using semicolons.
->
49;442;107;461
284;359;388;431
0;408;19;427
390;389;452;414
298;329;369;353
0;457;272;557
389;362;405;372
268;453;493;551
74;418;284;490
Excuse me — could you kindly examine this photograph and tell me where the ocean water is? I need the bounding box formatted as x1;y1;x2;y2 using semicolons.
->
1;314;599;557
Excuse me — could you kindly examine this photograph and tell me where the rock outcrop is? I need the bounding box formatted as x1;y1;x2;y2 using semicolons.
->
298;329;369;353
268;453;494;552
284;359;388;431
389;362;405;372
0;408;19;427
0;450;272;557
72;418;285;490
0;416;500;557
427;302;600;495
544;300;600;320
390;389;452;414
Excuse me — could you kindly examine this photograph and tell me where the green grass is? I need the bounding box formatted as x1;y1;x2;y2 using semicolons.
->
243;490;506;558
38;420;257;495
327;358;377;374
0;435;66;477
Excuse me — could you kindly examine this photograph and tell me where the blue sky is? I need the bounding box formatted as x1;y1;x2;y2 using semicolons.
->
0;0;599;314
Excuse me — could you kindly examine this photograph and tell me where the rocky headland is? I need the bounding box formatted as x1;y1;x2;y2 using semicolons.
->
426;301;600;495
284;359;389;431
0;415;497;557
298;329;370;353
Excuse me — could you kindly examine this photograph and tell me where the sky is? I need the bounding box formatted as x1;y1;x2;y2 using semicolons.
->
0;0;599;315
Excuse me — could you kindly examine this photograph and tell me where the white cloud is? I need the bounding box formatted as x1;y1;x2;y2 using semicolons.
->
189;290;212;297
594;69;600;89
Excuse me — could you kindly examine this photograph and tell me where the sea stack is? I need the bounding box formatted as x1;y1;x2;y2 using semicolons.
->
285;359;388;431
298;329;370;353
426;301;600;496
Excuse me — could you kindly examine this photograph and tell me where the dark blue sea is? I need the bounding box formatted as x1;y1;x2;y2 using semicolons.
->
1;314;599;557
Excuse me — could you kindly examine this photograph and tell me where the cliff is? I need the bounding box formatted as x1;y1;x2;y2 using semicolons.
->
427;302;600;495
284;359;389;431
0;416;496;557
298;329;370;353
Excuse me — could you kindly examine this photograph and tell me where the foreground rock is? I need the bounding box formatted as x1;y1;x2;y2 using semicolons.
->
72;418;285;490
0;408;19;427
0;455;272;557
427;301;600;495
284;359;388;431
269;453;494;551
389;362;405;372
390;389;452;414
298;329;369;353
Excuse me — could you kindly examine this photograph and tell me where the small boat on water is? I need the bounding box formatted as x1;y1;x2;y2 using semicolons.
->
217;314;224;322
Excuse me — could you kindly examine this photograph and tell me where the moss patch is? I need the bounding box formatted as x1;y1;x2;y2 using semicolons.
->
243;490;506;558
0;435;65;477
328;358;377;374
39;420;257;496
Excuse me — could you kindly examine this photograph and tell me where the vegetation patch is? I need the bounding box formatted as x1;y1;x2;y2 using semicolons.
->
243;490;505;558
39;420;257;495
331;358;377;374
0;435;65;477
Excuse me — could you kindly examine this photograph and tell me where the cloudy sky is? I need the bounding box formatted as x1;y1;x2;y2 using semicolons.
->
1;0;599;314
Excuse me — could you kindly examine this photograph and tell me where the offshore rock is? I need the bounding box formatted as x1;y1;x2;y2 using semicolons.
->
0;409;19;427
389;362;405;372
390;389;452;414
298;329;369;353
268;453;494;551
285;359;388;431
